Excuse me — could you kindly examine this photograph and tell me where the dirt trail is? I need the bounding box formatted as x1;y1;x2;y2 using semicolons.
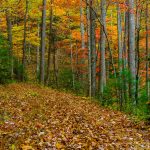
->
0;84;149;149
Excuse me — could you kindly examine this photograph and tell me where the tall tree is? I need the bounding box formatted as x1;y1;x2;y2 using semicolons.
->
36;22;40;80
117;2;123;109
80;0;86;87
46;0;53;85
100;0;106;95
117;2;123;73
22;0;29;81
68;12;75;89
70;35;75;89
80;0;85;49
86;0;92;97
146;0;149;101
90;0;96;97
53;39;59;87
128;0;136;102
40;0;47;84
123;0;129;103
135;0;142;103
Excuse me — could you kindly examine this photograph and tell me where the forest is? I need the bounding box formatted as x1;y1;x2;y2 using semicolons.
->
0;0;150;149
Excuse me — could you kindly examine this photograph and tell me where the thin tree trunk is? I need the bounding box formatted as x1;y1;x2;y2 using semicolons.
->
28;24;31;64
75;40;79;80
100;0;106;95
146;0;149;101
36;22;40;80
117;2;123;110
46;0;53;85
80;0;85;49
68;12;75;89
80;0;86;87
70;38;75;89
117;3;123;73
40;0;47;84
53;45;58;87
22;0;29;81
28;43;31;64
135;0;142;104
86;0;92;97
122;0;129;106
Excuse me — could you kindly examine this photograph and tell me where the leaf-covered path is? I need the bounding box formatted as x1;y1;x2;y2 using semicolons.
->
0;84;149;149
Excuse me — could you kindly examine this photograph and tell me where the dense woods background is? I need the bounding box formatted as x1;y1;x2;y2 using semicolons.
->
0;0;150;120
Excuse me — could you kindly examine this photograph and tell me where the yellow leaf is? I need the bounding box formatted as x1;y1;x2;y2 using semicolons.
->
55;142;63;149
11;144;16;150
21;145;34;150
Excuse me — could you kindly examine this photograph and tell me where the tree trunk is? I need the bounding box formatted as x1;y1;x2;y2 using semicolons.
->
40;0;47;84
75;40;79;80
80;0;85;49
128;0;136;103
70;38;75;89
53;45;58;87
86;0;92;97
122;0;129;106
117;3;123;73
36;22;40;80
68;12;75;89
117;2;123;109
46;0;53;85
100;0;106;95
80;0;86;87
90;0;96;97
22;0;29;81
146;1;149;101
28;24;31;64
135;0;142;104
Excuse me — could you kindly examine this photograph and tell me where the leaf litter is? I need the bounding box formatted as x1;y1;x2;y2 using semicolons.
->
0;83;149;149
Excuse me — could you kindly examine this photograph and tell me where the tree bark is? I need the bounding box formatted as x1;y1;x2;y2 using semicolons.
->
122;0;129;105
117;3;123;73
53;44;58;87
46;0;53;85
100;0;106;95
80;0;85;49
135;0;142;104
117;2;123;109
90;0;96;97
128;0;136;102
40;0;47;84
36;22;40;80
86;0;92;97
70;38;75;89
68;12;75;89
22;0;29;81
146;1;149;101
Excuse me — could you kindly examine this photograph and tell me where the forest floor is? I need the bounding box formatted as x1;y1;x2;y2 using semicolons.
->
0;83;150;150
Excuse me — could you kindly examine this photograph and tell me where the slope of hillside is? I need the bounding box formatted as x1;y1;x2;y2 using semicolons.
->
0;84;149;149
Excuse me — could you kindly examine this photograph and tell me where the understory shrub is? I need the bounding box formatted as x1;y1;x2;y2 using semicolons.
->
58;69;84;94
0;36;11;84
100;74;149;121
0;35;27;84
